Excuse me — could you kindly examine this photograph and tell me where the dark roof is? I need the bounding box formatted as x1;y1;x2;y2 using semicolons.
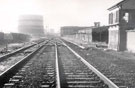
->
92;26;109;33
61;26;91;30
108;0;127;10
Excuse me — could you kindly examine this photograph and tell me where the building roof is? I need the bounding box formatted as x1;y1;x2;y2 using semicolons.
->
108;0;127;10
92;26;109;33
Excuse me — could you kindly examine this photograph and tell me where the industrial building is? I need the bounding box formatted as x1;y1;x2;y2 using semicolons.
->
108;0;135;51
61;24;109;45
61;0;135;53
18;15;45;38
60;26;89;38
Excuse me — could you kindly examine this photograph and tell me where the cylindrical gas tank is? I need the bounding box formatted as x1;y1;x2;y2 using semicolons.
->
18;15;44;37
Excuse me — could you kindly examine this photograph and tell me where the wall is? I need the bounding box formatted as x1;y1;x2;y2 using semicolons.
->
60;26;87;36
119;26;127;51
127;30;135;53
108;26;119;50
122;0;135;9
79;28;92;42
92;26;109;43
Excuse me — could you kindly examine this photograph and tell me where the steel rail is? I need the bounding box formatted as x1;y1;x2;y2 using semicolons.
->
62;41;119;88
0;39;47;61
0;44;36;61
55;43;61;88
0;39;50;62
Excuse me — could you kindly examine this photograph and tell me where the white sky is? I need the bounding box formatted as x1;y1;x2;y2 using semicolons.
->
0;0;123;33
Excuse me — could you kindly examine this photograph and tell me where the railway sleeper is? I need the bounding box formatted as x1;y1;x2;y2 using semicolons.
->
118;86;129;88
9;78;20;84
66;77;99;81
4;78;21;88
66;80;105;86
64;71;96;75
66;74;97;78
12;76;23;80
40;80;56;88
67;84;108;88
3;83;15;88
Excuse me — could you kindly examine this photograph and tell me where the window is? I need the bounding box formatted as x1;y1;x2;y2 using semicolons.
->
123;12;129;23
115;11;119;23
109;13;113;24
109;13;111;24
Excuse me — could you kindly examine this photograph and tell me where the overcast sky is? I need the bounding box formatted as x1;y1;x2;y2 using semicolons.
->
0;0;122;33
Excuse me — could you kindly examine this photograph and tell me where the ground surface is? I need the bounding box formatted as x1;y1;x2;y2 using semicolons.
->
63;37;135;88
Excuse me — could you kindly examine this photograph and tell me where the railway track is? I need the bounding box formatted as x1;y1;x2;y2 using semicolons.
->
0;39;49;87
0;38;127;88
61;39;128;88
56;41;120;88
0;39;48;74
57;45;107;88
0;38;47;62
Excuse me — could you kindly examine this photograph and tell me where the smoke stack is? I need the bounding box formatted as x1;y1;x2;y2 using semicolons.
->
94;22;100;27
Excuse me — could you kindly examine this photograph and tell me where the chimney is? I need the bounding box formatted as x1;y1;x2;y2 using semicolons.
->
94;22;100;27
